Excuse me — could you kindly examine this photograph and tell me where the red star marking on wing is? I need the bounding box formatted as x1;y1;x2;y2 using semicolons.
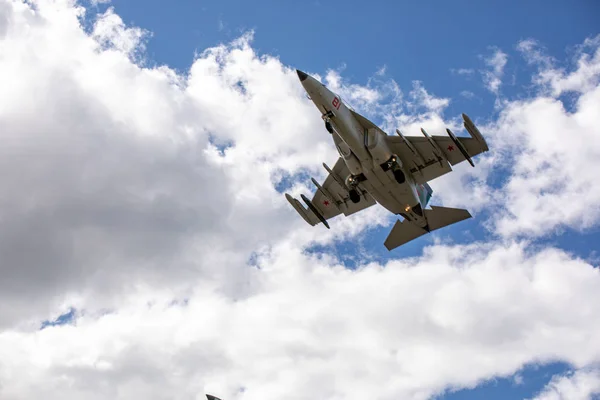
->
323;200;330;206
447;145;455;151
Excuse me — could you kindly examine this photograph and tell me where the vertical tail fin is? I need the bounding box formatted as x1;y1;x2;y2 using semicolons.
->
417;183;434;208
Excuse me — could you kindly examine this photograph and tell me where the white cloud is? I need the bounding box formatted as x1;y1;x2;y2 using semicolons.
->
460;90;475;99
481;47;508;95
407;80;450;113
451;68;475;76
436;35;600;237
0;0;339;329
91;7;149;59
530;368;600;400
2;242;600;400
375;64;387;76
1;1;600;400
517;38;556;70
490;40;600;238
518;36;600;97
322;68;387;109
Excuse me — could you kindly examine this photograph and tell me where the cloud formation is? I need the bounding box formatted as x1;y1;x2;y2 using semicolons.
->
482;47;508;95
0;1;599;400
491;38;600;238
530;368;600;400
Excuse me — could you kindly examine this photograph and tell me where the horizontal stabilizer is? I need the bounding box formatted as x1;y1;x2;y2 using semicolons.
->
384;205;472;251
424;205;472;231
206;395;222;400
384;219;429;251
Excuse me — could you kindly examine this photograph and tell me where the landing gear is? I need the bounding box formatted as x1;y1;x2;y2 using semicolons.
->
349;189;361;203
321;110;335;134
325;121;333;134
345;174;366;204
382;155;406;184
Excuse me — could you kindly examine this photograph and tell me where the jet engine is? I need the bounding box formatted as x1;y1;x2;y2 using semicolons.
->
365;128;393;165
344;174;362;204
345;174;358;189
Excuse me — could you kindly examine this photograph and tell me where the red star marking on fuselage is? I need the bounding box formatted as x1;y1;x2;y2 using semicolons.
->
447;145;455;151
323;200;330;206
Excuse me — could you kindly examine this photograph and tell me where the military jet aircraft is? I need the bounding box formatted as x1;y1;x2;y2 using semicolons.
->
285;70;489;251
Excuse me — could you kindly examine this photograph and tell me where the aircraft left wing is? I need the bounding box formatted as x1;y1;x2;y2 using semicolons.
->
285;157;377;228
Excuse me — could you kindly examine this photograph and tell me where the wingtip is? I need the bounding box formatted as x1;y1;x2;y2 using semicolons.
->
461;113;489;152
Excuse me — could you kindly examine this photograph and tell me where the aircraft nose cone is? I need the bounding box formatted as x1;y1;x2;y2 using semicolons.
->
296;69;308;82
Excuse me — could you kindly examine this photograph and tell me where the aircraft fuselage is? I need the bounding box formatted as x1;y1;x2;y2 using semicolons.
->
297;70;430;228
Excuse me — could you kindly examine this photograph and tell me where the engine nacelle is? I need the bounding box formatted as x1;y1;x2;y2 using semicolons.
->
335;141;362;175
345;174;358;188
365;128;393;165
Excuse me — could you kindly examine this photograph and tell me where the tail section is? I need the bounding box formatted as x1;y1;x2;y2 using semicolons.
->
417;183;433;208
424;205;471;231
384;205;472;251
384;219;429;251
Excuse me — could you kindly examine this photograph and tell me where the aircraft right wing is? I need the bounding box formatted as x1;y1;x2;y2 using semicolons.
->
385;114;489;185
285;157;377;228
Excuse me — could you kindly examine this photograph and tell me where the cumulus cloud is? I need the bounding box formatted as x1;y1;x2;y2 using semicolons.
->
2;242;600;400
0;0;336;329
518;36;600;97
434;34;600;237
530;368;600;400
0;1;600;400
91;7;149;59
491;37;600;238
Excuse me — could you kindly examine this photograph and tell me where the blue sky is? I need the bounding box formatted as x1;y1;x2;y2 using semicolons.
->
77;1;600;398
97;0;598;118
2;0;598;399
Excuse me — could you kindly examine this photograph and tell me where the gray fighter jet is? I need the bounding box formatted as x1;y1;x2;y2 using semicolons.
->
285;70;489;250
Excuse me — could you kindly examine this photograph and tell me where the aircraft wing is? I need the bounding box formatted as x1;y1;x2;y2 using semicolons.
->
285;157;377;228
385;114;489;184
